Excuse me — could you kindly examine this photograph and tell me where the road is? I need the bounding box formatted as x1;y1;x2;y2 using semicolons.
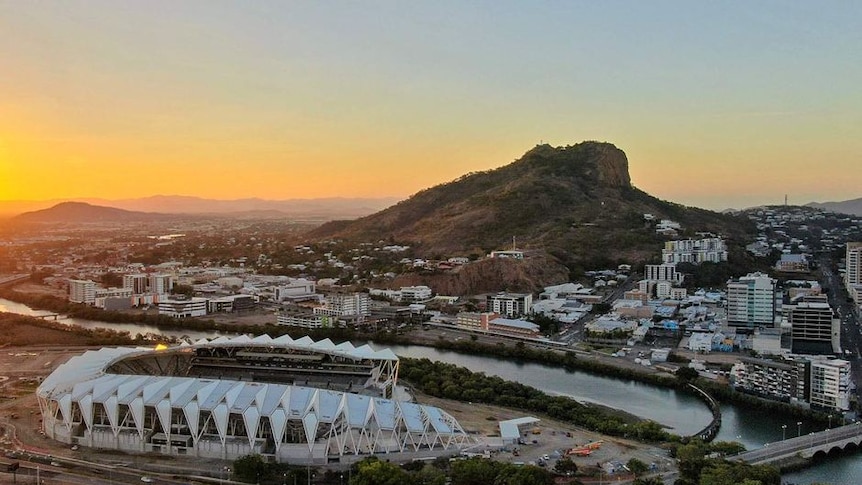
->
817;255;862;400
735;423;862;465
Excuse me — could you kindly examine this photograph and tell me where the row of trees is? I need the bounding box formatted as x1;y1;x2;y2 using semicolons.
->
400;357;673;441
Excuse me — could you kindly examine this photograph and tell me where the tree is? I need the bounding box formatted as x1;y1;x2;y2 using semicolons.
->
627;458;648;477
553;457;578;476
633;478;663;485
233;454;268;483
350;457;410;485
675;367;699;382
414;463;446;485
451;458;501;485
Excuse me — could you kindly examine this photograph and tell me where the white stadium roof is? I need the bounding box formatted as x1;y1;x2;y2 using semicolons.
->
37;335;467;463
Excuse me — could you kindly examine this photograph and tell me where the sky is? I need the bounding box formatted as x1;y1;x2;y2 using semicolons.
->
0;1;860;210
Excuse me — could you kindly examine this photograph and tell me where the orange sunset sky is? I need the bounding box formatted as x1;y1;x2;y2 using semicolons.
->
1;1;860;210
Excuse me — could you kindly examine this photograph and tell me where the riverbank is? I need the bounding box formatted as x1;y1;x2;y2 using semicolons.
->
0;286;834;432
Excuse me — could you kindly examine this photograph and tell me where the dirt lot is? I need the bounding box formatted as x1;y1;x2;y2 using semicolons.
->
416;392;673;476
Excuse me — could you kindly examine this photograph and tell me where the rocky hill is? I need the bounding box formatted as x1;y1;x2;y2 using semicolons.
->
312;141;753;275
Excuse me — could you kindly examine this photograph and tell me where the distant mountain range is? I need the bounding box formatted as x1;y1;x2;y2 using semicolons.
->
0;196;400;219
312;141;753;272
806;197;862;216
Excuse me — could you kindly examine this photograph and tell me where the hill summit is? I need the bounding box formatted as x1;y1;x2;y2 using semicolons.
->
312;141;751;270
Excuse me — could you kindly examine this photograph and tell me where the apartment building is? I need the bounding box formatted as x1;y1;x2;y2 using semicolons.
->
68;279;96;304
314;293;371;318
726;272;778;328
809;359;851;412
122;274;148;294
662;237;728;265
847;242;862;301
486;292;533;317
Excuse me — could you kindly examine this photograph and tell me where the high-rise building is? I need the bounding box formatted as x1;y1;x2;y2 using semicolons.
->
122;274;148;295
726;272;778;328
809;359;851;412
68;279;96;304
149;274;173;295
846;242;862;288
644;263;683;283
786;297;839;354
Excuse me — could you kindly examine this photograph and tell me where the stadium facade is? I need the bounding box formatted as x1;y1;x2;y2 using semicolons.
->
37;335;469;463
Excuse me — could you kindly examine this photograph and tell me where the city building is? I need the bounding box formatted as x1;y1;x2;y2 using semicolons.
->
276;313;331;329
158;297;208;318
644;263;683;283
487;318;541;338
726;272;778;328
399;286;432;302
846;242;862;299
68;279;96;304
786;297;839;355
809;359;852;412
775;254;810;273
662;237;728;265
455;312;499;331
94;287;133;311
149;274;174;295
273;278;318;302
122;274;148;295
730;357;808;403
36;335;467;463
207;294;255;313
486;292;533;317
314;293;371;318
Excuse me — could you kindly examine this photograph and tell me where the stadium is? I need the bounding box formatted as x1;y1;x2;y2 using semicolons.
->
36;335;469;464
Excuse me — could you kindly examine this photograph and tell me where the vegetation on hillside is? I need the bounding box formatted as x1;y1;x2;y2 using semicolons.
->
310;141;755;282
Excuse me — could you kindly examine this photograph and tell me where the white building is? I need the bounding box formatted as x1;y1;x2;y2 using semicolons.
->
158;297;207;318
149;274;174;295
315;293;370;318
68;279;96;304
122;274;148;295
846;242;862;299
644;263;683;283
276;313;330;329
486;292;533;317
273;278;317;302
662;237;728;265
809;359;851;412
399;286;432;302
726;272;778;328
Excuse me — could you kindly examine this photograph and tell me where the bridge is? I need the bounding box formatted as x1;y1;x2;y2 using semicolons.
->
0;274;30;288
33;313;62;320
735;423;862;465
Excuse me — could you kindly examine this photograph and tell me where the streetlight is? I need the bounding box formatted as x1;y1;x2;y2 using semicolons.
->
782;424;787;441
797;421;802;437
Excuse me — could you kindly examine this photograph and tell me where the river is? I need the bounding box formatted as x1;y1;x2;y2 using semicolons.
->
0;298;857;483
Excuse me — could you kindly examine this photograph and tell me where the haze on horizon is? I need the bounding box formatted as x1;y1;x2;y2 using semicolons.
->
1;1;859;211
